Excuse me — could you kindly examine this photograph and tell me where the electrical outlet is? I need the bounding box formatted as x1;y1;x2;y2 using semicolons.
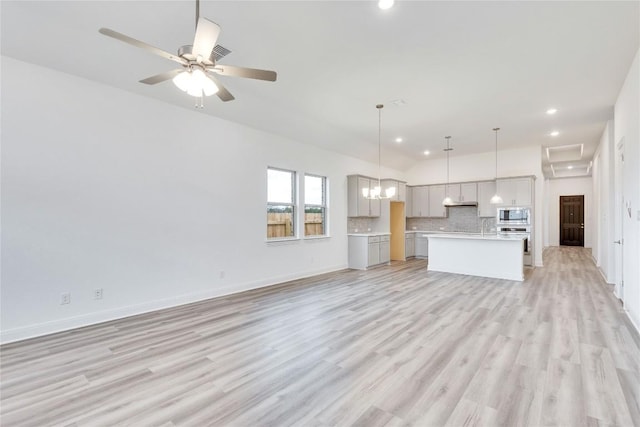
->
94;288;103;300
60;292;71;305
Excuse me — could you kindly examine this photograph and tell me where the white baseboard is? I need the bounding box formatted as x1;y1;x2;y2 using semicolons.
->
624;309;640;337
0;263;347;344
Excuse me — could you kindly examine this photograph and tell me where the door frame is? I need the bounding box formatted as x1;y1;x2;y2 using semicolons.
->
614;138;624;301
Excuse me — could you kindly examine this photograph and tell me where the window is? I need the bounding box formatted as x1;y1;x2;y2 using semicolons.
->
267;167;296;239
304;174;327;237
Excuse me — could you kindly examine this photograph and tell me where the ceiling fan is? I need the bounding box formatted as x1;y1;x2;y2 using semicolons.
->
99;0;277;106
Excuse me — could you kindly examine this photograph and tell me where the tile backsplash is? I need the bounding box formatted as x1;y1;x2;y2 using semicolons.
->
407;206;496;233
348;217;378;233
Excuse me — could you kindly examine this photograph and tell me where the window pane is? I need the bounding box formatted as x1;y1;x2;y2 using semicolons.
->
305;175;324;205
268;168;293;204
267;205;295;238
305;206;325;236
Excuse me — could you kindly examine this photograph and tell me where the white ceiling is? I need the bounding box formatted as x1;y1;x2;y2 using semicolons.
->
2;1;638;174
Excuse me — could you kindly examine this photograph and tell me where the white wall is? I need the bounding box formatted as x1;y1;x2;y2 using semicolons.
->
613;48;640;330
592;121;615;281
0;57;404;343
406;146;545;267
545;177;593;248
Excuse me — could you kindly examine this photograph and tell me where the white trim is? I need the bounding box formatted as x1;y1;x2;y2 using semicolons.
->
265;237;300;245
303;235;331;241
0;263;347;344
624;309;640;336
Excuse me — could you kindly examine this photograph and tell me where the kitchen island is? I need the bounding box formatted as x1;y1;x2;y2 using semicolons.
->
427;233;525;281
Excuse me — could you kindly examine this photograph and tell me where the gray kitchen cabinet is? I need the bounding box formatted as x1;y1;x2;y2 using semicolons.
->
367;241;380;266
348;234;390;269
477;181;498;217
379;235;390;263
405;186;413;216
445;183;477;203
496;177;533;206
381;179;407;202
347;175;381;217
415;235;429;258
445;184;461;202
460;182;478;202
411;186;429;217
428;185;447;217
397;182;407;203
405;233;415;258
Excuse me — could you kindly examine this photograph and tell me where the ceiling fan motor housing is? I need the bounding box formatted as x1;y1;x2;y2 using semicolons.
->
178;45;216;65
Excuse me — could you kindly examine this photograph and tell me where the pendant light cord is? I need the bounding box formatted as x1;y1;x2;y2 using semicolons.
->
493;127;500;179
377;104;383;188
444;136;452;195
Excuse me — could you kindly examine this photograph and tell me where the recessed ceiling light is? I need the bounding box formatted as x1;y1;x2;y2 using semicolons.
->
546;108;558;115
395;137;403;143
550;130;560;137
567;165;573;169
378;0;394;10
423;150;430;155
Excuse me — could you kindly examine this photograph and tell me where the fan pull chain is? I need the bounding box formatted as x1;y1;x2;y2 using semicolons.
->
195;96;204;109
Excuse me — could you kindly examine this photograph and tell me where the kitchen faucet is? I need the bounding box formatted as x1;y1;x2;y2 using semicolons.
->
481;218;493;237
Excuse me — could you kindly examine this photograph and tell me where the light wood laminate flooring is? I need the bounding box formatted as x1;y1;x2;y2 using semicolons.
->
1;247;639;426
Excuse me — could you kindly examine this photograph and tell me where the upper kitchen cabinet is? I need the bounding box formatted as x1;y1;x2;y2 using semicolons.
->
477;181;497;217
460;183;478;202
381;179;407;202
496;177;533;206
405;186;413;216
347;175;381;217
428;185;447;217
445;183;477;203
410;186;429;217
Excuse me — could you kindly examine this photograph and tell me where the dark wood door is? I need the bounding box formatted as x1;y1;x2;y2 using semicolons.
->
560;195;584;246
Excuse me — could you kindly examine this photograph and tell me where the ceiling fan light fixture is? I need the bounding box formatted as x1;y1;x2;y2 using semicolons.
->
172;68;219;97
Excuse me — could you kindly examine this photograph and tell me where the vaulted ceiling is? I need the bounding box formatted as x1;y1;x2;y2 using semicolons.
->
2;1;638;175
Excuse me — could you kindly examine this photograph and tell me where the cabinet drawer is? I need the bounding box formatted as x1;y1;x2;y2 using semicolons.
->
379;235;390;242
368;236;380;243
405;233;415;240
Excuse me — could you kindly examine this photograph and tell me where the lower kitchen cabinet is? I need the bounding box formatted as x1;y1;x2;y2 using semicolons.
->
405;233;415;258
379;235;390;263
348;234;391;270
367;240;380;266
415;235;429;258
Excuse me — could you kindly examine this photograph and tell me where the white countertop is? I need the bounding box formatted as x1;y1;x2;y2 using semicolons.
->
426;233;525;241
347;232;392;237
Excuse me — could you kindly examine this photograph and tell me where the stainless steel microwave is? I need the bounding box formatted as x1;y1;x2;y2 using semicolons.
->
497;207;530;225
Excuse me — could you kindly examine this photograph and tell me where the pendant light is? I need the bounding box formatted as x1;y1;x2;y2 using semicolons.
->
490;127;504;204
363;104;396;200
442;136;454;206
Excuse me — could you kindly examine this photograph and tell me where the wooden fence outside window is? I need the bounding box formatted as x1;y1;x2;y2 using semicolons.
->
267;212;324;238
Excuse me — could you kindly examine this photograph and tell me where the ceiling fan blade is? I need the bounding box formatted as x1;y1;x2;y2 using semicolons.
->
139;69;184;85
208;74;235;102
192;18;221;59
209;65;277;82
99;28;186;65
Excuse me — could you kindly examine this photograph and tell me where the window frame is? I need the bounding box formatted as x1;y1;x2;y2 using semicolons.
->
304;173;328;238
267;167;297;240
